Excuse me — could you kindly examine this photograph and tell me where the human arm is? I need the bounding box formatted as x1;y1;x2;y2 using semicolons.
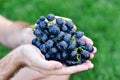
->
0;15;34;49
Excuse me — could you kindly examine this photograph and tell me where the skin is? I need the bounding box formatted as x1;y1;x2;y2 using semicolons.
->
0;15;97;80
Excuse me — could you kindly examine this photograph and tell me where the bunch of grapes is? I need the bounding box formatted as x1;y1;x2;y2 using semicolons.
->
32;14;94;66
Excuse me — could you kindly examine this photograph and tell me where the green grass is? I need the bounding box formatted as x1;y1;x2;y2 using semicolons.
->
0;0;120;80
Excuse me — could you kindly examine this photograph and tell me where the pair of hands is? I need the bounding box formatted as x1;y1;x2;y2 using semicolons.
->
9;18;97;80
5;16;97;80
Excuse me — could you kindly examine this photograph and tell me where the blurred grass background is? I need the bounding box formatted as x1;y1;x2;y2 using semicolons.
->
0;0;120;80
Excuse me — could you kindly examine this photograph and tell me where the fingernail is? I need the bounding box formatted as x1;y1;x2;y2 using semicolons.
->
89;64;94;69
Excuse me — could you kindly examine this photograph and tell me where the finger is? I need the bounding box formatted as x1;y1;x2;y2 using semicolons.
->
90;47;97;59
42;60;94;75
81;36;93;45
12;67;45;80
30;54;63;70
73;25;77;30
57;60;94;74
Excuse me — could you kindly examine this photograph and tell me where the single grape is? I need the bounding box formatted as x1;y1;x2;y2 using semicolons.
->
65;21;74;29
61;24;68;32
61;51;68;59
56;53;61;60
56;18;64;25
45;53;51;60
49;25;60;35
80;50;90;60
39;16;45;21
77;39;86;46
49;47;58;54
32;38;37;45
41;34;48;42
36;19;40;24
64;33;71;42
85;44;94;52
46;40;54;49
39;44;46;53
33;29;41;36
68;41;76;50
35;40;41;48
75;31;84;39
39;21;48;29
70;51;77;58
57;31;65;39
57;41;68;50
47;14;55;21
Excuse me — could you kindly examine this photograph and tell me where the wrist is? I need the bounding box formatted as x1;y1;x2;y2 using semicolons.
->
20;27;35;45
0;22;33;49
0;47;25;80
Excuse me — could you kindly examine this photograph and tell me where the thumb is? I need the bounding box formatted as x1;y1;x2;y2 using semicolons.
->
22;45;63;71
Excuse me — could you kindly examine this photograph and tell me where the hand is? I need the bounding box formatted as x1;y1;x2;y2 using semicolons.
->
11;36;97;80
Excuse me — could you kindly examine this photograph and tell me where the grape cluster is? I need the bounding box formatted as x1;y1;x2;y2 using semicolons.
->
32;14;94;66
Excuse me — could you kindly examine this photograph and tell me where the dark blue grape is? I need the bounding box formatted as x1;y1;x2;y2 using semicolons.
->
64;34;71;42
81;59;86;63
80;50;90;60
33;29;41;36
49;25;60;35
77;60;83;65
49;47;58;54
46;40;54;48
65;21;74;29
45;53;51;60
57;41;68;50
70;51;77;58
39;44;46;53
69;29;76;35
35;40;41;48
61;51;68;59
56;18;64;25
75;31;84;39
61;24;68;32
56;53;61;60
57;31;65;38
65;60;76;66
39;16;45;21
36;19;40;24
68;41;76;50
77;39;85;46
85;44;94;52
39;21;48;29
47;14;55;21
32;38;37;45
41;34;48;42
